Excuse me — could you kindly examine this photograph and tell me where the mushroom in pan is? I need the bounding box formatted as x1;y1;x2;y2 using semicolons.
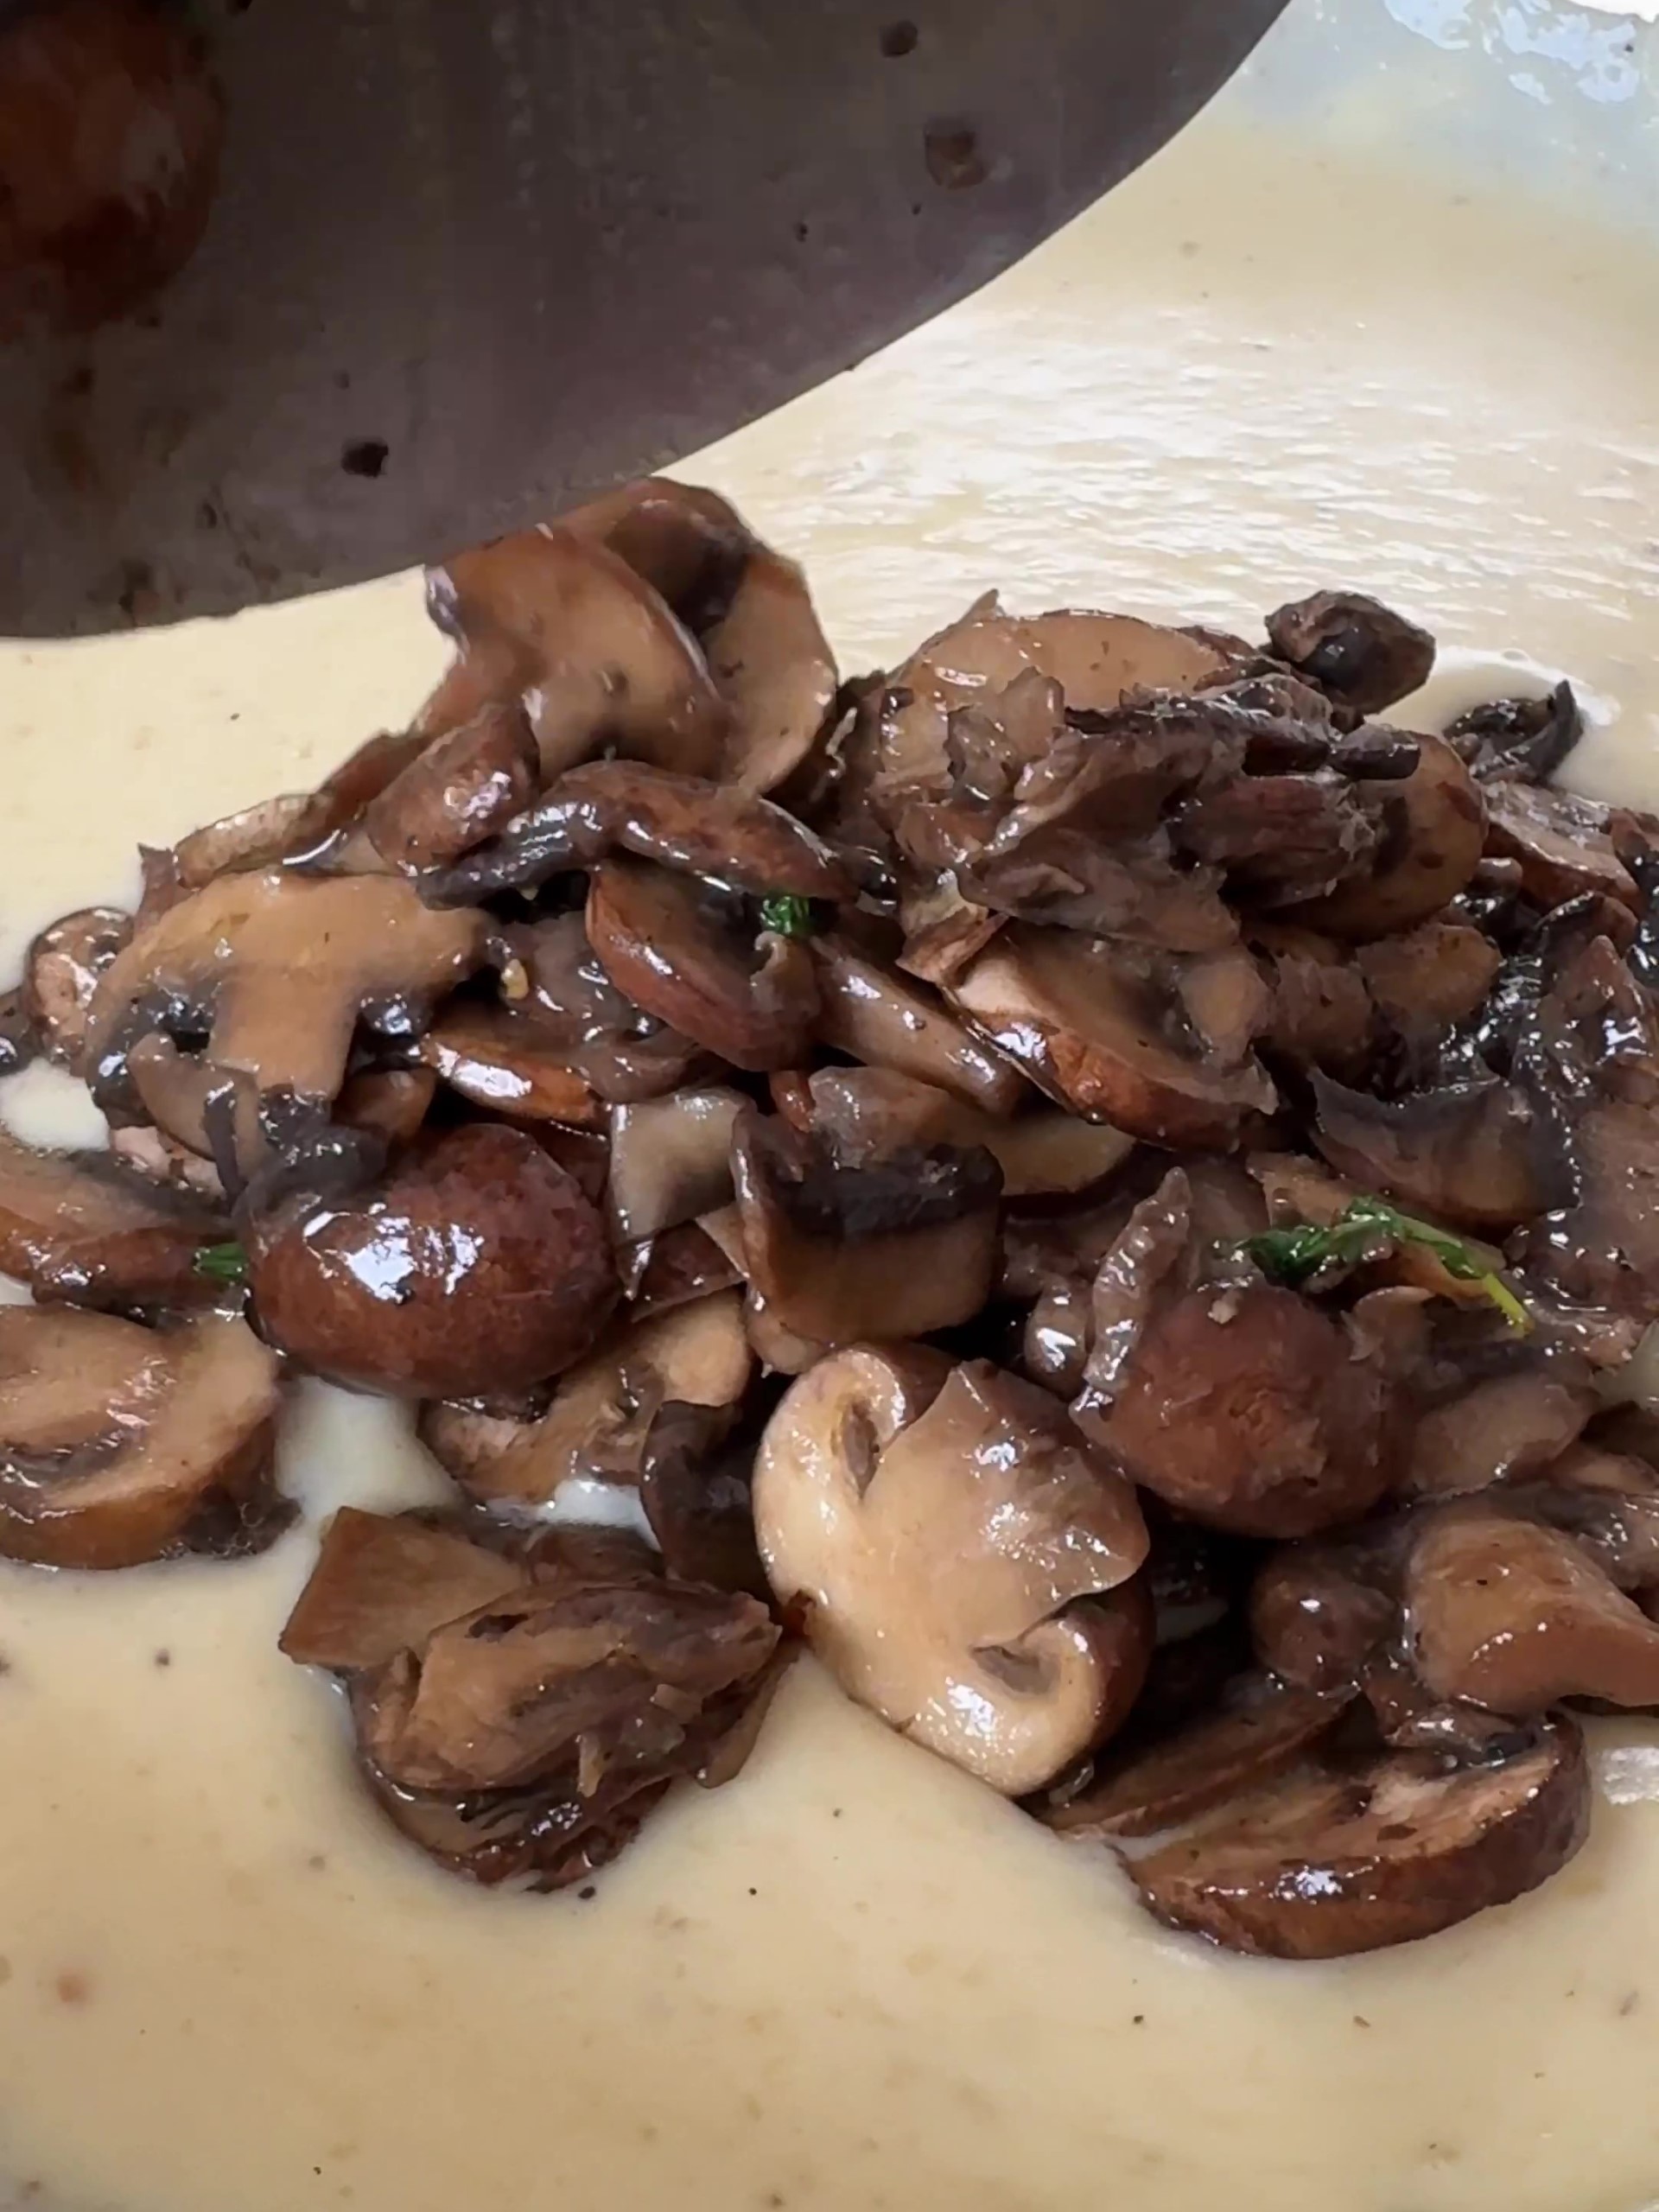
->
1446;681;1584;786
22;905;132;1071
0;1124;232;1309
362;701;539;873
245;1122;616;1398
753;1347;1150;1793
810;931;1029;1116
0;1306;283;1568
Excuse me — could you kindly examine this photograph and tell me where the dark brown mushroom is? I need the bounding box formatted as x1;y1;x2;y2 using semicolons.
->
1484;780;1637;912
1357;920;1503;1059
279;1508;525;1669
1252;922;1376;1076
587;860;818;1072
950;926;1275;1146
1084;1281;1394;1537
1292;735;1484;939
1312;1069;1558;1232
0;1307;283;1568
362;701;538;872
1127;1718;1588;1958
1250;1541;1400;1694
0;1126;231;1308
730;1106;1003;1348
493;909;703;1107
23;906;132;1072
1264;589;1435;718
811;933;1028;1116
420;524;728;779
417;1005;607;1129
1401;1371;1596;1499
800;1065;1135;1200
754;1347;1149;1792
1446;682;1583;785
246;1122;615;1398
1408;1508;1659;1711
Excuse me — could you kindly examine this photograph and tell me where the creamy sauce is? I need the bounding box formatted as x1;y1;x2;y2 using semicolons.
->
0;122;1656;2212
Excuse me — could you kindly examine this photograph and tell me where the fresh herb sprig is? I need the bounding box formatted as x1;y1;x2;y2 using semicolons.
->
1240;1196;1530;1333
758;893;821;941
192;1241;249;1287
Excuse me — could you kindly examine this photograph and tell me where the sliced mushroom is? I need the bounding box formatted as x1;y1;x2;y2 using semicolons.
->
1408;1509;1659;1711
22;906;131;1072
1402;1371;1595;1499
418;1004;606;1128
1445;682;1583;786
1357;921;1502;1057
0;1126;230;1307
422;524;728;779
1292;735;1484;939
334;1067;439;1149
607;1086;746;1245
1128;1719;1587;1958
279;1507;525;1669
803;1066;1135;1199
84;870;486;1154
731;1108;1002;1347
495;909;703;1106
1484;781;1637;912
810;933;1027;1116
949;926;1275;1146
1253;922;1376;1076
362;701;538;872
1264;589;1435;719
587;860;817;1071
1039;1674;1348;1840
0;1307;283;1568
246;1122;616;1398
418;1291;752;1512
754;1349;1149;1793
1086;1281;1393;1537
1250;1541;1400;1694
1311;1069;1557;1232
626;1221;743;1319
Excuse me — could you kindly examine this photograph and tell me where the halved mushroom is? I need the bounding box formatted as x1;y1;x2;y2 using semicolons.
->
1408;1508;1659;1710
730;1108;1003;1347
22;906;131;1072
418;1291;752;1513
245;1122;616;1398
1085;1281;1394;1537
362;701;538;872
1312;1070;1557;1232
1402;1371;1596;1499
0;1126;230;1307
753;1348;1150;1793
418;1004;606;1128
607;1086;747;1245
1039;1674;1349;1840
563;475;839;794
1291;735;1484;938
420;524;728;779
0;1306;283;1568
949;927;1275;1146
84;870;486;1157
1127;1719;1587;1958
1264;589;1435;719
861;594;1233;798
587;860;818;1071
810;934;1027;1116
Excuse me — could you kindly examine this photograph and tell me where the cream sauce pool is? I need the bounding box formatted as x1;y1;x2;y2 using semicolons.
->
0;120;1656;2212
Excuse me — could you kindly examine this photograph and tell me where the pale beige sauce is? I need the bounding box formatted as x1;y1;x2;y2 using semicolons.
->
0;124;1656;2212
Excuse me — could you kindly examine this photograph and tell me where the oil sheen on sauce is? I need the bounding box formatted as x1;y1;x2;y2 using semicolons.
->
0;125;1656;2212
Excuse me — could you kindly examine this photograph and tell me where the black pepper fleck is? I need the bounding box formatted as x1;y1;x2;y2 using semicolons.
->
578;1885;597;1901
340;438;389;480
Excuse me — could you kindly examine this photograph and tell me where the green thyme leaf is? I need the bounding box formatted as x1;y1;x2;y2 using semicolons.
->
192;1241;249;1287
758;893;820;941
1239;1196;1531;1332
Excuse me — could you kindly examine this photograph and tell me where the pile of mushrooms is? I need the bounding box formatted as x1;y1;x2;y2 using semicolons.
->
5;478;1659;1952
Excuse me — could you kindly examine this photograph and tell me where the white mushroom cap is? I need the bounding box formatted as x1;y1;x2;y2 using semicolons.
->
753;1347;1148;1794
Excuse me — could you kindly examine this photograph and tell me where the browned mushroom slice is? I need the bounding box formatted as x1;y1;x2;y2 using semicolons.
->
866;594;1232;796
84;870;486;1153
422;525;728;779
754;1348;1149;1793
418;1005;605;1129
1292;735;1484;938
1311;1070;1556;1232
1402;1371;1596;1499
166;728;430;887
419;1291;752;1512
555;761;850;898
1251;1541;1400;1694
949;926;1275;1146
279;1508;525;1669
587;860;817;1072
626;1221;743;1319
804;1066;1135;1200
23;906;131;1071
1254;922;1376;1076
0;1126;230;1306
1484;780;1637;912
0;1307;283;1568
334;1068;439;1149
897;876;1007;988
810;934;1027;1116
1128;1719;1588;1958
1086;1282;1393;1538
1264;589;1435;719
107;1122;226;1202
731;1109;1002;1347
1357;920;1503;1056
562;475;838;796
1040;1675;1350;1840
632;1400;770;1596
1446;682;1583;785
1408;1509;1659;1710
246;1122;616;1398
362;701;538;872
1172;771;1378;908
607;1086;747;1244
